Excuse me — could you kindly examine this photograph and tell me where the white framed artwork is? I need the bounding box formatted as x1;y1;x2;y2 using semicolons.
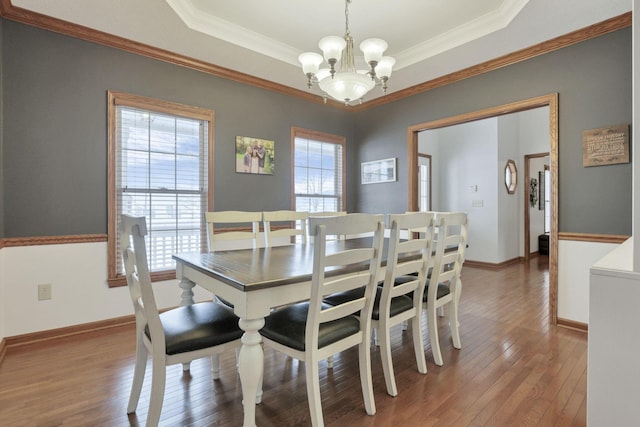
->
361;157;396;184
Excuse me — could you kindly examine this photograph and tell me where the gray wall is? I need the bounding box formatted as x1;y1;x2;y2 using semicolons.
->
1;21;354;238
0;21;632;238
354;28;632;235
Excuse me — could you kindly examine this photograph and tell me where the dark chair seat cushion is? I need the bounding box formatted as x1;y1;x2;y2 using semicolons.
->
260;302;360;352
323;287;414;320
427;283;451;301
393;275;417;286
394;275;450;302
145;302;243;355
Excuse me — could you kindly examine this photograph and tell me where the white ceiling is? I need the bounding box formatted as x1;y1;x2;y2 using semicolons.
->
12;0;631;103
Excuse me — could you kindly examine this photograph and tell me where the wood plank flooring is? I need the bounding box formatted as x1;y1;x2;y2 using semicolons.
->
0;256;587;426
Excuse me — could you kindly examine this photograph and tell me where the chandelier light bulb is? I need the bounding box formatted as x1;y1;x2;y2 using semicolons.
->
375;56;396;79
318;36;346;63
360;38;387;65
298;52;323;75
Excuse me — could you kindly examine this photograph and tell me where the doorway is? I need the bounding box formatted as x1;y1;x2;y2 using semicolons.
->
407;94;559;324
524;153;550;263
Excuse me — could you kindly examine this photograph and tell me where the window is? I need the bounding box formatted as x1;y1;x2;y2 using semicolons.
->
544;167;551;233
292;128;345;213
418;154;432;211
107;91;214;287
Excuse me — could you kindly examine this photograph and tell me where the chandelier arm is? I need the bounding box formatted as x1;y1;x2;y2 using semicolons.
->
368;61;378;81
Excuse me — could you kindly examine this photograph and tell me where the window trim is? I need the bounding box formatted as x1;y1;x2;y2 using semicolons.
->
107;91;214;287
291;127;346;212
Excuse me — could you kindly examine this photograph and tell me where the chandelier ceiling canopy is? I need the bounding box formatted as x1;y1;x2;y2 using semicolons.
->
298;0;395;106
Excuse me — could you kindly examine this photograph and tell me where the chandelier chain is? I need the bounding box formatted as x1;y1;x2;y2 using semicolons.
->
344;0;351;36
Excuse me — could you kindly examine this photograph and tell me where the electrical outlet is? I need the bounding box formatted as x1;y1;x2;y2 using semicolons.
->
38;283;52;300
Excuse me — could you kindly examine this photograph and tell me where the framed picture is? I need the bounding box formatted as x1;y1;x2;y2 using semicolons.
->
361;158;396;184
235;136;275;175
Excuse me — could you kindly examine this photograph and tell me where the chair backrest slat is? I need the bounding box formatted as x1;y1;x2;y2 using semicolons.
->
205;211;262;251
308;211;348;240
322;271;372;297
263;210;309;246
324;247;374;266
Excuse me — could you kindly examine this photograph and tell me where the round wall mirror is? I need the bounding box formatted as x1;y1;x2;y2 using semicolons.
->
505;159;518;194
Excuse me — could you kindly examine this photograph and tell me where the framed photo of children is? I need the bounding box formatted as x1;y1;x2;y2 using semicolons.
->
235;136;275;175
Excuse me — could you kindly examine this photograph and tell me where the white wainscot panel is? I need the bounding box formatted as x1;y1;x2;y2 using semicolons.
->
1;242;212;337
557;239;620;324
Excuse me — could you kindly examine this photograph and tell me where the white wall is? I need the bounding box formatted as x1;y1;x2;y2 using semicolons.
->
497;114;521;262
0;242;212;337
558;239;620;324
419;106;550;264
422;118;500;263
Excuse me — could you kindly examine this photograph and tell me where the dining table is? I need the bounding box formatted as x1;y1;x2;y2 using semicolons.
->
172;237;391;427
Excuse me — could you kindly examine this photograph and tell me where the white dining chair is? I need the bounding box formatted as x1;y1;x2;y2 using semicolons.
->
205;210;262;251
120;215;243;427
205;210;262;310
324;212;435;396
259;213;385;426
308;211;347;240
262;210;309;246
424;211;468;366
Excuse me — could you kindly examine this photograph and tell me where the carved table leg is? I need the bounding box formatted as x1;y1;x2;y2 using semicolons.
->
238;317;265;427
178;277;196;307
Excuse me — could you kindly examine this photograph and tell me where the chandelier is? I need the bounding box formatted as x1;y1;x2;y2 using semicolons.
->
298;0;395;105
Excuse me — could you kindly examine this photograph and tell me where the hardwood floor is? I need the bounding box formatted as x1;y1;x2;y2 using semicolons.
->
0;256;587;426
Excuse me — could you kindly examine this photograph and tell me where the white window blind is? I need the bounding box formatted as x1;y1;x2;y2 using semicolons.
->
116;107;208;272
108;92;214;286
294;133;344;213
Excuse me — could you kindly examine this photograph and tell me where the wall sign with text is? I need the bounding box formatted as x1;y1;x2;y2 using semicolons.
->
582;124;629;167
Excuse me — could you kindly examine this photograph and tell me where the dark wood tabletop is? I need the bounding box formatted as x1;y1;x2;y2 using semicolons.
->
173;237;390;292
